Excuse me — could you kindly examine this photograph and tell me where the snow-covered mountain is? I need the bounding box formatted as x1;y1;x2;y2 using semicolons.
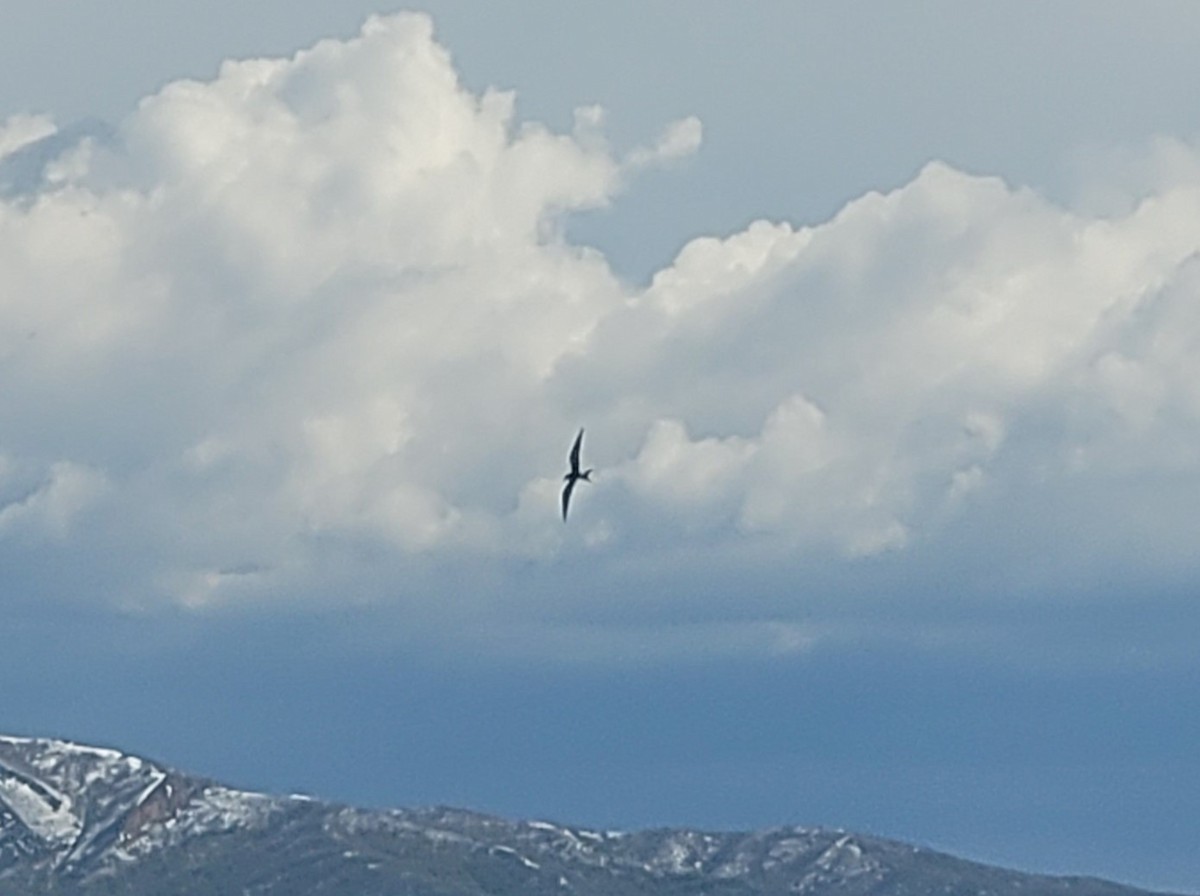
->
0;734;1175;895
0;735;281;880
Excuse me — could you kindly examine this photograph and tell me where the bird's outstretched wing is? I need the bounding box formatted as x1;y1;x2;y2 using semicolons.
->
562;478;577;520
568;428;585;474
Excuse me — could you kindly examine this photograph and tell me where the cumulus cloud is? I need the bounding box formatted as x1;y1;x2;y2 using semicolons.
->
3;13;1200;656
0;458;107;540
624;115;703;170
0;114;57;160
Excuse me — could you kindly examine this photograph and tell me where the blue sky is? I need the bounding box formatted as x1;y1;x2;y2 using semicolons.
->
2;3;1200;891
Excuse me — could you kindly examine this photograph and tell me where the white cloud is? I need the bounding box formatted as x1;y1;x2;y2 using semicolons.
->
625;115;703;170
3;13;1200;656
0;459;108;540
0;113;56;160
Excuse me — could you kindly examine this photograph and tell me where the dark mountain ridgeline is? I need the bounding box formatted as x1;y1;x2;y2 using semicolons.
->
0;735;1174;896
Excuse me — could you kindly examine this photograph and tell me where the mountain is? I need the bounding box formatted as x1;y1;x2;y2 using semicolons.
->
0;734;1174;896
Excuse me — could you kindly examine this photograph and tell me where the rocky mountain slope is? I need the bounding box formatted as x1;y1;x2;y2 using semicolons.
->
0;734;1175;896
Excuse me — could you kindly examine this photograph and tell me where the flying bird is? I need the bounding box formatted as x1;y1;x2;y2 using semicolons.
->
561;428;592;521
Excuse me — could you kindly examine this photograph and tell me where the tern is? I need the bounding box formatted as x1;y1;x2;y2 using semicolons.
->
561;428;592;521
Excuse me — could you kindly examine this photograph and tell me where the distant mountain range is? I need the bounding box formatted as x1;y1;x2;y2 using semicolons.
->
0;734;1175;895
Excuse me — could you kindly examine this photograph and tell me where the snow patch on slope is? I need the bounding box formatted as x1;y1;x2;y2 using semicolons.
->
0;775;80;846
119;784;283;861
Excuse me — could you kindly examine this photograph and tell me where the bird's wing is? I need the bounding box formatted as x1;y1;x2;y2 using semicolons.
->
568;428;585;473
561;478;577;520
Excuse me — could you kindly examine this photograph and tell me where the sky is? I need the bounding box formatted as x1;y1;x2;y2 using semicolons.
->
2;2;1200;891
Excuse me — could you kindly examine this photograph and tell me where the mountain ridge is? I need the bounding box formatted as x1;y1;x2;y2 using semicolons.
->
0;733;1180;896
